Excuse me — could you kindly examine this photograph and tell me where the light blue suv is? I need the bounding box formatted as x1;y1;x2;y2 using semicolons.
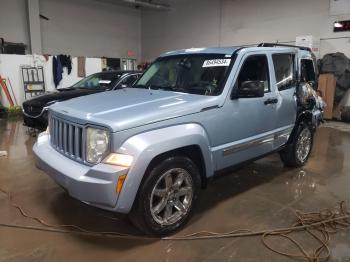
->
34;44;323;235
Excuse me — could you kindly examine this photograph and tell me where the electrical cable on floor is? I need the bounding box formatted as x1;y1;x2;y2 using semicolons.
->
1;187;350;262
0;187;150;240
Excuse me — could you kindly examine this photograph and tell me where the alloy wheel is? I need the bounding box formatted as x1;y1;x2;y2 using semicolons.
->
150;168;193;226
296;127;312;163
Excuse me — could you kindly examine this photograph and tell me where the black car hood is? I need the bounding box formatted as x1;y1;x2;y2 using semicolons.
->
23;88;105;107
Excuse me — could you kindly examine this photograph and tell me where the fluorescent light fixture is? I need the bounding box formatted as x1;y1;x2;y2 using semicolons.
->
122;0;171;10
334;21;343;28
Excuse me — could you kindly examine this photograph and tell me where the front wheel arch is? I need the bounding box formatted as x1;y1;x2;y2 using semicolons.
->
141;145;207;189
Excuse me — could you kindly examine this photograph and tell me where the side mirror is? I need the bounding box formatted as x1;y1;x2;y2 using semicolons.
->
231;81;265;99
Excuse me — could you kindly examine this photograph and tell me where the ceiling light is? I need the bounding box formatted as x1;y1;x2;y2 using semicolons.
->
334;21;343;28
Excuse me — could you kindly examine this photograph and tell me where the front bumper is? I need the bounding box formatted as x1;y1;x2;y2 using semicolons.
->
33;133;129;213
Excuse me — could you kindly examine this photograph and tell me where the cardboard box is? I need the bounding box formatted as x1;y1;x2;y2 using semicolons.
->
318;74;336;119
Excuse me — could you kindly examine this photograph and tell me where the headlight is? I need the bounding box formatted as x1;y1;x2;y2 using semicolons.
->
86;127;109;164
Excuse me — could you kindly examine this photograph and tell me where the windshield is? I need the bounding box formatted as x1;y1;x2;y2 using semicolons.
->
134;54;234;96
72;72;123;89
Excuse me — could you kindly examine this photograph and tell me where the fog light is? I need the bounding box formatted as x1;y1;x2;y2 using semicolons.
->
103;153;133;167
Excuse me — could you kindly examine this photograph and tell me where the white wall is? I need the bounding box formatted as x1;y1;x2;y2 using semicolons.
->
0;0;141;107
0;54;102;107
0;0;29;47
40;0;141;60
141;0;350;61
2;0;350;64
141;0;221;61
3;0;350;106
0;0;141;60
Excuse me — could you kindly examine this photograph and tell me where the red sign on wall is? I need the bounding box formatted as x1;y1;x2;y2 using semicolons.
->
127;50;136;57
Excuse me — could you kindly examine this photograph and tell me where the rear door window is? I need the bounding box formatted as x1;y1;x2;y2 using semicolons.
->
300;59;316;83
272;54;295;91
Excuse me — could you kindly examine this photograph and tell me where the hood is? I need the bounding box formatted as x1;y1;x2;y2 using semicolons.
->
50;88;219;132
23;88;103;107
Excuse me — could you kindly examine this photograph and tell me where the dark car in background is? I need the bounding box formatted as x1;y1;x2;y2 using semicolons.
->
23;70;142;130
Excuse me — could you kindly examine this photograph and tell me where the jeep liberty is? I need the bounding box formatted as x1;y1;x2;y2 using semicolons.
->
34;44;324;235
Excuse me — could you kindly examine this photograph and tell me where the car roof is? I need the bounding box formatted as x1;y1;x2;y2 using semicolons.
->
160;45;313;58
160;47;239;57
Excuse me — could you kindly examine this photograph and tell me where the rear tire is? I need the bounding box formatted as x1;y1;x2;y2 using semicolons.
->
129;156;200;236
279;122;314;167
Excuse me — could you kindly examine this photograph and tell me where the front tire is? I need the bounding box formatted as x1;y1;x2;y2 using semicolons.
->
129;156;200;236
280;122;314;167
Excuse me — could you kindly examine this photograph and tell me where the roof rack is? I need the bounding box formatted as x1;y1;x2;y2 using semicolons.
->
257;43;311;52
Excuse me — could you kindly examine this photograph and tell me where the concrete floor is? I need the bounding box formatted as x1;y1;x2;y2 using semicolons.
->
1;118;350;262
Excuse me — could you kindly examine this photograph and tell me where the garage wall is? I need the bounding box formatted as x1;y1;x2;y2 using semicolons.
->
0;0;29;48
40;0;141;60
3;0;350;70
0;54;102;107
141;0;350;61
0;0;141;60
141;0;222;61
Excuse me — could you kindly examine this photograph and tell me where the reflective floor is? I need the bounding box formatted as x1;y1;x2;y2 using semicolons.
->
1;118;350;262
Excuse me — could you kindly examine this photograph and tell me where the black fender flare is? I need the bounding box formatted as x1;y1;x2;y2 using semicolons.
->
287;110;314;145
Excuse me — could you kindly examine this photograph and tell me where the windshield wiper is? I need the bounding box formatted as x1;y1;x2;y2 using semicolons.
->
133;84;186;92
133;84;148;89
157;86;175;91
170;87;187;93
139;84;171;91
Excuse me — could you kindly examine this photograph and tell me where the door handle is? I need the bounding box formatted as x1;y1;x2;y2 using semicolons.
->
264;98;278;105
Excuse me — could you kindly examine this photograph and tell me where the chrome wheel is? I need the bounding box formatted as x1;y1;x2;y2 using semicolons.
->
296;127;312;163
150;168;193;226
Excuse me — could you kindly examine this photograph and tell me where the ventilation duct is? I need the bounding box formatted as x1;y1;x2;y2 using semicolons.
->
94;0;171;11
122;0;170;10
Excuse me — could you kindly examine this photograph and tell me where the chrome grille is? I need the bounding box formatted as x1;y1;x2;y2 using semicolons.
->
49;114;85;162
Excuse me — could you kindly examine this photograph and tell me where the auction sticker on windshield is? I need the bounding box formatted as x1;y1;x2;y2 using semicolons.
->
202;59;231;67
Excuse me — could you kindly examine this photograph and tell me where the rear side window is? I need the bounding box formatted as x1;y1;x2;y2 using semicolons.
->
236;55;270;92
272;54;295;91
300;59;316;83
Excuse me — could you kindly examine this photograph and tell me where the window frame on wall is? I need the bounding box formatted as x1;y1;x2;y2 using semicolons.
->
272;53;296;91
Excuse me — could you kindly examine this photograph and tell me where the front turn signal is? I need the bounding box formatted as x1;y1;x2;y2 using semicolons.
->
104;153;133;167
